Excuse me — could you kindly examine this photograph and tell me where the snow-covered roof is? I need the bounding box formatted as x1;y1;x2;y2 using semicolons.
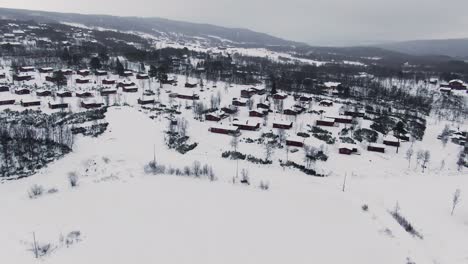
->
324;81;341;88
233;98;248;103
449;79;464;84
287;136;304;142
232;119;260;127
339;143;357;150
211;124;239;131
320;118;335;123
368;143;386;149
273;120;293;126
383;135;399;142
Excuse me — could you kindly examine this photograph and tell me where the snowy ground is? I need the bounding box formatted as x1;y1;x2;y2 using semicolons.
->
0;68;467;263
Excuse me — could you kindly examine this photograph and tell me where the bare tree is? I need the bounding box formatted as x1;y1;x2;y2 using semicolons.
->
421;150;431;173
264;142;274;161
230;134;239;152
451;189;461;216
405;147;414;168
440;125;451;147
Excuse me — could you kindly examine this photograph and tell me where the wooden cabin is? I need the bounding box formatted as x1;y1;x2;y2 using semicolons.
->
170;92;199;100
339;143;358;155
36;90;52;96
0;73;6;79
102;79;116;85
286;136;304;147
209;125;240;135
249;109;267;118
61;69;73;75
14;88;31;95
81;101;104;109
100;88;117;96
316;118;335;127
123;86;138;93
283;108;298;116
367;143;385;153
241;88;256;98
383;136;400;147
21;100;41;107
136;73;149;80
232;98;248;107
273;92;288;100
122;71;133;77
19;66;35;73
206;111;228;121
96;70;108;76
0;98;15;106
257;102;271;110
76;78;90;84
38;67;54;73
232;120;260;131
319;100;333;107
333;116;353;124
13;75;33;81
48;102;69;109
137;98;156;105
273;121;293;129
221;105;238;114
75;91;93;98
117;81;136;88
299;95;312;102
57;91;72;97
185;82;197;88
77;69;90;76
0;85;9;92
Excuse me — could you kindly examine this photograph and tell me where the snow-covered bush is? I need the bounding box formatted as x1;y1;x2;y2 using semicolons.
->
68;172;79;188
259;181;270;191
28;184;44;199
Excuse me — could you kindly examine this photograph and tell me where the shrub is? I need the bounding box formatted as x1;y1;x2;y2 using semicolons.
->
390;206;423;239
28;184;44;199
259;181;270;191
68;172;79;188
361;204;369;211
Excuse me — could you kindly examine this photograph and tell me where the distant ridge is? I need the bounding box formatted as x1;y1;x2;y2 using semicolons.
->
0;7;304;47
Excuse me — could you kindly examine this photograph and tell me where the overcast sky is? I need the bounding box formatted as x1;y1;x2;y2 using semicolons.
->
2;0;468;46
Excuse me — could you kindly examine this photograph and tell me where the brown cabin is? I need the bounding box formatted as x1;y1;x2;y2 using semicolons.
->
21;100;41;107
185;82;197;88
15;88;31;95
273;121;293;129
76;91;93;98
283;109;298;116
76;78;90;84
48;102;68;109
81;101;104;109
339;144;358;155
102;79;116;85
367;144;385;153
138;98;156;105
13;75;33;81
233;120;260;131
319;100;333;107
286;137;304;147
57;91;72;97
123;86;138;93
209;125;240;135
36;90;52;96
273;92;288;100
136;74;149;80
249;110;267;118
0;99;15;105
101;89;117;96
0;85;9;92
316;118;335;127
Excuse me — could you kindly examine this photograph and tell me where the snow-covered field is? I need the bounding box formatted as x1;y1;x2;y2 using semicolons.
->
0;68;467;263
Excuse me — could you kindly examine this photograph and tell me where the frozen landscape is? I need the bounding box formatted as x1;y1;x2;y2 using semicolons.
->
0;5;467;264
